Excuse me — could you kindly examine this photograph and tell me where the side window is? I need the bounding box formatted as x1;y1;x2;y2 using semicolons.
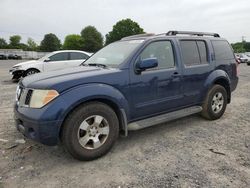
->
70;52;89;60
180;40;208;66
49;52;68;61
139;41;175;70
197;41;208;64
212;40;234;60
180;41;200;66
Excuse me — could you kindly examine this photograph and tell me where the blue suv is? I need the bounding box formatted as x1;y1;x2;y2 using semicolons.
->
14;31;238;160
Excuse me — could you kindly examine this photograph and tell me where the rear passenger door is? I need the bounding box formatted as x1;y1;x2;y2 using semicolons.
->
129;40;184;119
179;40;214;105
67;52;89;68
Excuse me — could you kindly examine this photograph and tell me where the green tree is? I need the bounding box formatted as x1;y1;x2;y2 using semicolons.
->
243;42;250;52
232;42;245;53
40;33;61;52
0;38;8;48
105;18;144;45
27;38;37;51
19;43;29;51
63;34;83;50
81;26;103;52
9;35;21;49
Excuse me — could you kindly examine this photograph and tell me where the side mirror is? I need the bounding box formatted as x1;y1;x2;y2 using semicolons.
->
136;58;158;73
44;58;50;62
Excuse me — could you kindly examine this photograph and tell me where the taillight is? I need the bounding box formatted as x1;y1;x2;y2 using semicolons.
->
236;59;240;76
236;58;241;65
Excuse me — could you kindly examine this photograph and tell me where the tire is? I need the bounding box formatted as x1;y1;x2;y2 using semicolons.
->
62;102;119;161
201;84;227;120
24;69;39;77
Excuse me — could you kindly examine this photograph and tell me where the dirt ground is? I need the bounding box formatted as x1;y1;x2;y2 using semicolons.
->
0;60;249;188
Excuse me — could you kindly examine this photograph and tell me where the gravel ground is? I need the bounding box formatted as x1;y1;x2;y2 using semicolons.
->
0;60;249;188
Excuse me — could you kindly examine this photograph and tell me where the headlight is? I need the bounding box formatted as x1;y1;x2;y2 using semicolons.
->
13;65;21;69
29;89;59;108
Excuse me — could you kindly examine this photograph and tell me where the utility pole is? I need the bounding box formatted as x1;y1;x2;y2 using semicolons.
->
242;36;246;42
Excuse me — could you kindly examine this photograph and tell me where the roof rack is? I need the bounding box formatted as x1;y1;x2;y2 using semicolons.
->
166;31;220;37
121;33;155;40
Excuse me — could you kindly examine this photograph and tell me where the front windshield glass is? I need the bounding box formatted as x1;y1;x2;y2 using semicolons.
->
84;40;144;68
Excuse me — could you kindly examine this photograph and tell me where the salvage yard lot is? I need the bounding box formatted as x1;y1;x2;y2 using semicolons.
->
0;60;249;188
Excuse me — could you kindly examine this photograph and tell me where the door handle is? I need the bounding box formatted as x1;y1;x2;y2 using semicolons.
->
171;72;180;78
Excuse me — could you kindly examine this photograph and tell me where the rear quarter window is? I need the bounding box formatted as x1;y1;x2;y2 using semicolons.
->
212;40;234;60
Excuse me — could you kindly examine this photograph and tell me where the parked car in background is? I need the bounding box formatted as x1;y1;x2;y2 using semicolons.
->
235;53;250;64
14;31;238;160
0;53;8;60
9;50;92;80
8;54;22;60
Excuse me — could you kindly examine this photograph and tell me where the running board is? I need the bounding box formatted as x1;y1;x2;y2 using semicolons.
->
127;106;202;131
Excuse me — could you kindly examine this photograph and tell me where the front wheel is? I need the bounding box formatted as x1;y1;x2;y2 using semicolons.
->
62;102;119;161
24;69;39;77
201;85;227;120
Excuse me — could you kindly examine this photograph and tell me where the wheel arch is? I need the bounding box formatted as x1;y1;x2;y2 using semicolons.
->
59;98;128;139
23;68;41;76
213;78;231;103
203;70;231;104
57;84;130;139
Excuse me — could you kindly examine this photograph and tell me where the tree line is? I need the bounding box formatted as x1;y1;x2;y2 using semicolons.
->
0;18;144;53
231;41;250;53
0;18;248;53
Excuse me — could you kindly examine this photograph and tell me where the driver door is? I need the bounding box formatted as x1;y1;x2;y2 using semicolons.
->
44;52;69;72
129;40;184;120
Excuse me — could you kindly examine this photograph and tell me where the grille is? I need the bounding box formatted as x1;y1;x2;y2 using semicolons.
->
25;90;33;105
17;87;33;107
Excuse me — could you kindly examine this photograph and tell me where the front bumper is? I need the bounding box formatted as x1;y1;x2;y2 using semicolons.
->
14;105;63;146
9;69;24;78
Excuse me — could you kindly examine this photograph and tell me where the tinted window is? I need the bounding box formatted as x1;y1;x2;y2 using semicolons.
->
139;41;175;69
49;53;68;61
180;41;200;66
70;52;89;60
197;41;208;64
212;40;234;60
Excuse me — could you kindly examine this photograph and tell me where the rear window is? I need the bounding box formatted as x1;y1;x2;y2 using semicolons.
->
70;52;89;60
212;40;234;60
180;40;208;66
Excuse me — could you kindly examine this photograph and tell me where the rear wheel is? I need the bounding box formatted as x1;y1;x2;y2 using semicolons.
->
201;84;227;120
62;102;119;160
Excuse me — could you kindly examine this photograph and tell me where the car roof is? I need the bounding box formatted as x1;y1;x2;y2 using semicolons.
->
52;50;93;56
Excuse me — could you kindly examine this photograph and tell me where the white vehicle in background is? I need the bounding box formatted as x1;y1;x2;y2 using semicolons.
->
235;53;250;64
9;50;92;80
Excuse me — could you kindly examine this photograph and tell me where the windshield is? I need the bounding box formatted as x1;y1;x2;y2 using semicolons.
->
84;40;144;68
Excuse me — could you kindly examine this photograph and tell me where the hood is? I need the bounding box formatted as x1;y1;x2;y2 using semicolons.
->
14;60;38;67
21;66;123;92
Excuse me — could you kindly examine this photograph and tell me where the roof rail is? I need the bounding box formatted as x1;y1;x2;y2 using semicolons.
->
166;31;220;37
121;33;155;40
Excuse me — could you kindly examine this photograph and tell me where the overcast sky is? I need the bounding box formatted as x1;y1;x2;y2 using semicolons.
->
0;0;249;44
